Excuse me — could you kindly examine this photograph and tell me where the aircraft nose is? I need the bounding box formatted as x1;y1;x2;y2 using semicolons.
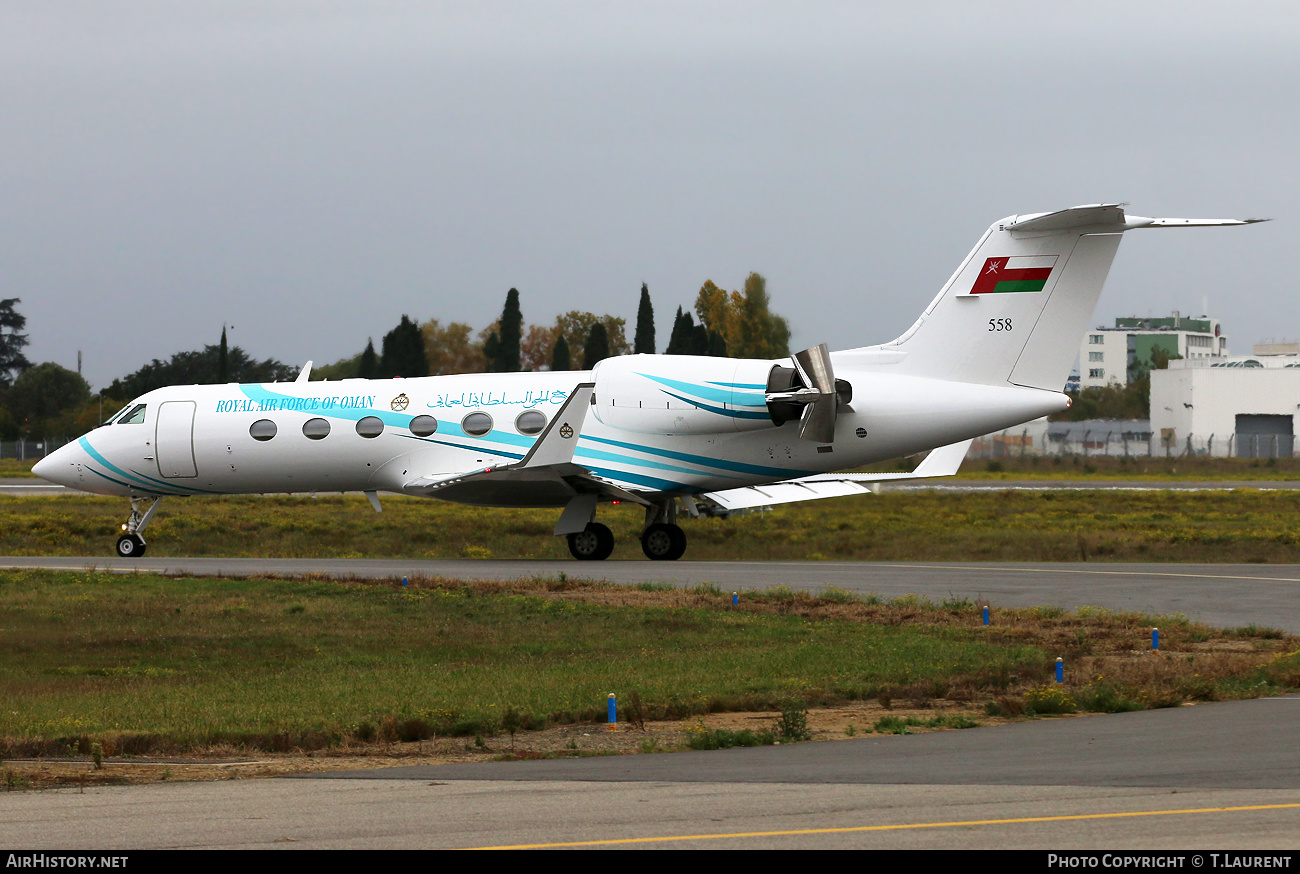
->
31;454;54;480
32;441;83;486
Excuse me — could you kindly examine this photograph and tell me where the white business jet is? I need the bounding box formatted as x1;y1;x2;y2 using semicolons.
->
34;204;1260;560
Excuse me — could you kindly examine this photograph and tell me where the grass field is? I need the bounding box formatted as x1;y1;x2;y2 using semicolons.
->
8;487;1300;562
2;569;1295;758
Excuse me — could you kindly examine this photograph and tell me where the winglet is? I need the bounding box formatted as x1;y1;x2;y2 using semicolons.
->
296;361;314;383
514;383;595;468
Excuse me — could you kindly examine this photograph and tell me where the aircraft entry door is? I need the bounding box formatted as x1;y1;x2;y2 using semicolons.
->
156;401;198;478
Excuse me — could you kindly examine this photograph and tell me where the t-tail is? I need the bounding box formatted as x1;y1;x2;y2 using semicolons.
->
841;204;1264;390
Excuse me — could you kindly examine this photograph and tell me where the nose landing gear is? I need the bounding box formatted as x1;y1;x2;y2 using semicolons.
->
116;496;162;558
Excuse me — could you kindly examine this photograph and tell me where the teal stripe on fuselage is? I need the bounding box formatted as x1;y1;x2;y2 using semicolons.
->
707;381;767;390
84;464;188;496
659;391;772;420
637;373;768;408
573;446;740;481
580;434;814;479
79;437;216;495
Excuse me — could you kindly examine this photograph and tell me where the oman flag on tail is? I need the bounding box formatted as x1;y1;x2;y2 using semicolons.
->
968;255;1058;294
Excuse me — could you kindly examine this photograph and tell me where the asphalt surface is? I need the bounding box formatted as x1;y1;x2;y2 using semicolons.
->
4;697;1298;849
5;541;1300;847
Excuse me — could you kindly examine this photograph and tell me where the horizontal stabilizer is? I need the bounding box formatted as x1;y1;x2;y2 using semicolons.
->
1005;204;1266;233
700;439;972;511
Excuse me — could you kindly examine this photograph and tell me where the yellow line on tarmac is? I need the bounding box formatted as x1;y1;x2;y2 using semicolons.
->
468;802;1300;849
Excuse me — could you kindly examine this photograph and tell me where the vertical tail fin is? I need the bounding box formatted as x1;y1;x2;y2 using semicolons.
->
851;204;1262;391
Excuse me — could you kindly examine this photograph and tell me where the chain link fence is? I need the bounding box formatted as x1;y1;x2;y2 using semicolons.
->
969;425;1295;459
0;438;74;460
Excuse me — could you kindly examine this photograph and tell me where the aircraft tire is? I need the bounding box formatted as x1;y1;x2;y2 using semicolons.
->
641;523;686;561
116;534;146;558
567;522;614;561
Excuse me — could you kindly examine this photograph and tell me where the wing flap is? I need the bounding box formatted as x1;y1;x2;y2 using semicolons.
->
700;439;972;511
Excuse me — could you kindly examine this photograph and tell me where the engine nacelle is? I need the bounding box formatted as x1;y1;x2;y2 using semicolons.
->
590;355;780;435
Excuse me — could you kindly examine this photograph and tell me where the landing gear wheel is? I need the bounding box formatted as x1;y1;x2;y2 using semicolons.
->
567;522;614;561
641;523;687;561
116;534;146;558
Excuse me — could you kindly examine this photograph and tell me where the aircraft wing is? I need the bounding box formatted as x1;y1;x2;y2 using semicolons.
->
399;383;656;508
699;439;972;512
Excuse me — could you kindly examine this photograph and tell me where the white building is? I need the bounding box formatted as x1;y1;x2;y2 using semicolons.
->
1150;357;1300;457
1079;313;1228;390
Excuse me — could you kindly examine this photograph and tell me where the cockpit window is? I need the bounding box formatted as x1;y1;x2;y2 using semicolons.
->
115;404;147;425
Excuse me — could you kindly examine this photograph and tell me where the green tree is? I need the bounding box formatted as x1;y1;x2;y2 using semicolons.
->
553;311;630;359
665;306;693;354
552;333;571;371
0;298;32;388
312;350;362;381
1059;347;1177;421
486;288;523;372
694;281;731;347
358;339;379;379
634;283;656;354
107;346;296;399
583;322;610;369
218;326;229;383
8;362;91;437
690;274;790;359
734;272;790;359
379;315;429;378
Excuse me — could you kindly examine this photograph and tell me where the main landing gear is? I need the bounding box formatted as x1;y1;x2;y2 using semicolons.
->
563;499;690;561
566;522;615;561
116;496;162;558
640;522;686;561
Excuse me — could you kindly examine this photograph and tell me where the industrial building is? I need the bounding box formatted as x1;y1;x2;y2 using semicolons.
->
1150;346;1300;457
1079;313;1228;390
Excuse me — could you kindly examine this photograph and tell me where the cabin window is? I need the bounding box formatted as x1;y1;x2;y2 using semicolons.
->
302;418;331;440
356;416;384;438
462;412;493;437
409;415;438;437
116;404;147;425
250;419;277;441
515;410;547;435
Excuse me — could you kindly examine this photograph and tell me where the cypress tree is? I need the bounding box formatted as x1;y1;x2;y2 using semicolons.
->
218;326;229;383
552;334;571;371
483;331;501;372
634;283;655;354
380;315;429;378
358;338;378;379
665;306;693;355
691;323;710;356
583;322;610;369
490;288;523;372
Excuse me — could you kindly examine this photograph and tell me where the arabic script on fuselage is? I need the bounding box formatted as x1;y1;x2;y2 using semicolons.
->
427;389;568;410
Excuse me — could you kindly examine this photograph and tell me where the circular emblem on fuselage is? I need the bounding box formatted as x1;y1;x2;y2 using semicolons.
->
391;393;409;412
559;423;574;438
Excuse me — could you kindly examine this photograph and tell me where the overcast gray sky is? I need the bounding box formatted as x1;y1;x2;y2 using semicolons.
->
3;1;1295;389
